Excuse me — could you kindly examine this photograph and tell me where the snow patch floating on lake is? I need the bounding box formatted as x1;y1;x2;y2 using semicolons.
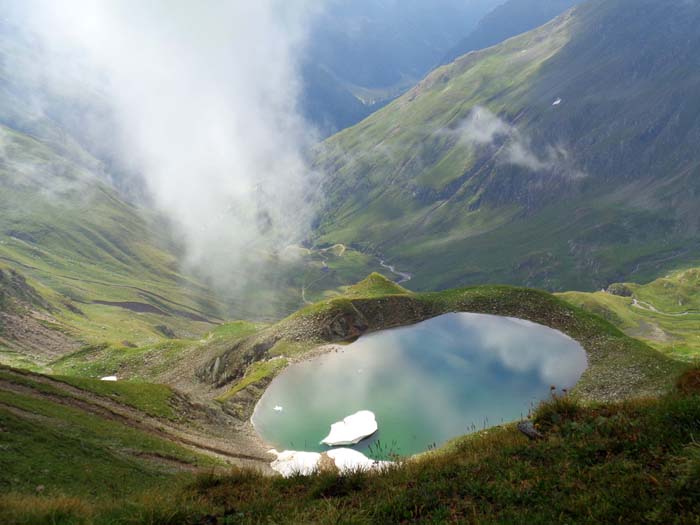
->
327;448;393;474
268;449;321;477
100;376;117;381
321;410;378;446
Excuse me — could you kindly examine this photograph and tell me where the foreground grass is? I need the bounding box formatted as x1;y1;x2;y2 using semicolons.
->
188;392;700;523
0;389;217;501
3;371;700;524
0;366;179;421
51;375;178;420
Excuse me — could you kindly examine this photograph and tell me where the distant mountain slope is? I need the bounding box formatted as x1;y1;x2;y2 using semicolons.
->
441;0;583;65
301;0;502;135
315;0;700;292
0;16;377;343
0;17;143;199
0;18;248;366
0;122;226;360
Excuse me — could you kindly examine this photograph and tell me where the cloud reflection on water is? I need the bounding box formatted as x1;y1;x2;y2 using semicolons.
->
253;313;587;456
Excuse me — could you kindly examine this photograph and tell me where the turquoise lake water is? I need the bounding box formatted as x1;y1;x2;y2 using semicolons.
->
252;313;587;457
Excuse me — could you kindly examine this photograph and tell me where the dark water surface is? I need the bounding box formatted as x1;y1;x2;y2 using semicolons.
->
253;313;587;457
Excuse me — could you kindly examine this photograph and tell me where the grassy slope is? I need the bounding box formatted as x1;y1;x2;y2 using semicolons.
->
4;375;700;523
0;368;219;506
0;124;224;353
155;387;700;524
0;134;391;372
49;320;265;385
314;0;700;292
50;375;178;420
560;267;700;361
0;22;410;357
0;120;395;365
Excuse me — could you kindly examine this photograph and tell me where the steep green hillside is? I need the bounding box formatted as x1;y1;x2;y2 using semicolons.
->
0;18;211;323
560;267;700;360
0;118;397;371
0;17;394;344
0;123;226;361
315;0;700;292
301;0;501;135
0;367;221;503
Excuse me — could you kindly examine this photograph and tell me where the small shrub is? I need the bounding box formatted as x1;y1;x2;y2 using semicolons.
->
309;471;367;499
677;367;700;396
533;395;582;431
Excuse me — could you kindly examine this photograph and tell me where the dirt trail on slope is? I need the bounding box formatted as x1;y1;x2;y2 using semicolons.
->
0;371;273;472
631;298;698;317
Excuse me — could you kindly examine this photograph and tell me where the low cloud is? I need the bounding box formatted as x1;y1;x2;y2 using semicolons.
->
6;1;325;303
451;106;585;178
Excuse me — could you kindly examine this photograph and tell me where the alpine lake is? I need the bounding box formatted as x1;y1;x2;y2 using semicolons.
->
253;313;588;458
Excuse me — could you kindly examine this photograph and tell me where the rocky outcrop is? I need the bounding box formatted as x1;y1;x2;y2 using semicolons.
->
197;337;281;388
196;293;433;389
220;373;277;422
0;266;79;363
0;267;53;313
606;283;633;297
517;420;543;440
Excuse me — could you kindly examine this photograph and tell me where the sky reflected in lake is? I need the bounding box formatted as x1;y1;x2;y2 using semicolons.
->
252;313;587;457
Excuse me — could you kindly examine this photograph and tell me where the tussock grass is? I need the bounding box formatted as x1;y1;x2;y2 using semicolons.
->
6;388;699;523
0;494;94;525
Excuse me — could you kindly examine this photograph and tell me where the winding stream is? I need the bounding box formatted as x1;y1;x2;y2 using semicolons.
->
379;259;412;284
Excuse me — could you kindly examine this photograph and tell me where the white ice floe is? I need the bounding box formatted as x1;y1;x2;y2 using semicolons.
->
100;376;118;381
326;448;393;474
273;405;284;412
552;98;562;106
321;410;378;446
268;449;321;477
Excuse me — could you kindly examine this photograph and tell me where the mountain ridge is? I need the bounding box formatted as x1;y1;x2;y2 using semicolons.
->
440;0;583;65
314;0;700;292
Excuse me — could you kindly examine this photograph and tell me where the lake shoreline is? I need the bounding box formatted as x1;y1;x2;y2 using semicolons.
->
251;313;588;458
